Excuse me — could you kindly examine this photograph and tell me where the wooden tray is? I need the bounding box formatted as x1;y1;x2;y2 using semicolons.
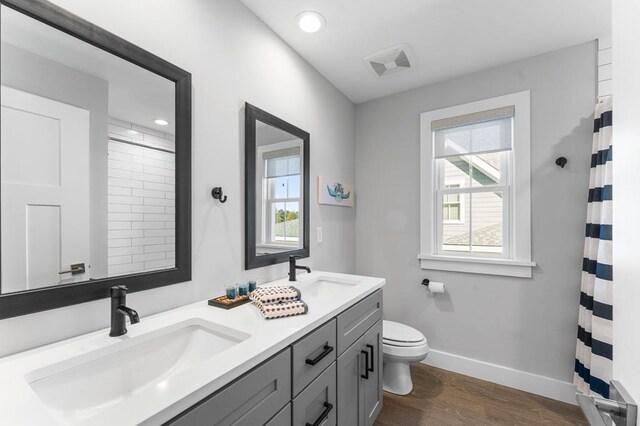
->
208;294;252;310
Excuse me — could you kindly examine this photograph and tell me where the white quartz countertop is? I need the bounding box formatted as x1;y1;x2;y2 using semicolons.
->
0;271;385;426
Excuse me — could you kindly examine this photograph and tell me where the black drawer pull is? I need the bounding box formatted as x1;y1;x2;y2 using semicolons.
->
305;344;333;366
306;402;333;426
361;350;369;379
366;344;375;372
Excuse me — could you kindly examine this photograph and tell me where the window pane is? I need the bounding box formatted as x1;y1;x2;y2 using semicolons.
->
442;157;471;188
271;202;285;242
287;175;300;198
274;176;287;198
471;152;502;187
273;202;300;244
471;192;503;254
442;193;470;252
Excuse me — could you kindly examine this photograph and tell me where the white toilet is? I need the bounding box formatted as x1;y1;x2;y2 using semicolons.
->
382;320;429;395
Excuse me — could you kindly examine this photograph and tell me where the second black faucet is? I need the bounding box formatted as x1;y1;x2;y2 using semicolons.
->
289;255;311;282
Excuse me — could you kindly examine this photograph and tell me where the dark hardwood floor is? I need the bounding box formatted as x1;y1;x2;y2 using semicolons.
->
375;364;587;425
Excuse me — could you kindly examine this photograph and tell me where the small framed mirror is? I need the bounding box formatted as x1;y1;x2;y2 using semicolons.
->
245;103;309;270
0;0;191;318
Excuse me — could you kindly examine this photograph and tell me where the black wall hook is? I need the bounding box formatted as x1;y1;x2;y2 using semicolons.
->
211;187;228;203
555;157;568;168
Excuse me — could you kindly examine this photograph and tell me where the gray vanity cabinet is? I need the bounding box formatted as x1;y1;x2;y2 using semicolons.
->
166;349;291;426
336;290;383;426
166;290;383;426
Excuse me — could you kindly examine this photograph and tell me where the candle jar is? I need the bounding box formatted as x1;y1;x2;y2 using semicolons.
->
248;280;257;292
238;282;249;297
225;284;237;300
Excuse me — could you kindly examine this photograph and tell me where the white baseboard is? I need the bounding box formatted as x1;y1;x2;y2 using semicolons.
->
422;349;578;405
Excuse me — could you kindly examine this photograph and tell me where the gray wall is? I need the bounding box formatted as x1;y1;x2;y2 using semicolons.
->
355;42;596;383
1;42;109;279
0;0;355;357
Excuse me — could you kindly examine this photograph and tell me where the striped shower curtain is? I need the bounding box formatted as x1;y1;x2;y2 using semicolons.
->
574;96;613;398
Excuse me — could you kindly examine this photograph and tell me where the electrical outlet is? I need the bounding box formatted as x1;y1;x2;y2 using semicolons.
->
317;227;323;243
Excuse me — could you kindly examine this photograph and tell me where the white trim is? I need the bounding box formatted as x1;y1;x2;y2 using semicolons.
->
256;139;304;249
418;254;535;278
422;349;578;405
420;91;532;278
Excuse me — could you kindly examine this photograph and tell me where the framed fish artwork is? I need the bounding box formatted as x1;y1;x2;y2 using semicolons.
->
318;176;354;207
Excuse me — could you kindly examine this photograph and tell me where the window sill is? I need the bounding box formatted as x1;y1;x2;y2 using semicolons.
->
257;244;298;250
417;254;536;278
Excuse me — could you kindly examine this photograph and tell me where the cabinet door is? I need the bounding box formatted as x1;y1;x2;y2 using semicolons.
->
337;336;365;426
362;320;383;426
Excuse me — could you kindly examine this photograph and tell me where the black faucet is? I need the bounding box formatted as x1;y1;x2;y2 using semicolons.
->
289;255;311;282
109;286;140;337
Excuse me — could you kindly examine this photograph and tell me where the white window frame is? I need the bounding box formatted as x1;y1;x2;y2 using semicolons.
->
256;139;304;250
418;91;535;278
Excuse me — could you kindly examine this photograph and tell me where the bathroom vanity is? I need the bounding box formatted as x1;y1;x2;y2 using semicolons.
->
0;272;385;425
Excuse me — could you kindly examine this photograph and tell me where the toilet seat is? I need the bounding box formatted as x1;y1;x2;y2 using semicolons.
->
383;320;425;345
383;337;427;348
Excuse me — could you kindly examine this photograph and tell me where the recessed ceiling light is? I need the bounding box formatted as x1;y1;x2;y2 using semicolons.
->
154;119;169;126
296;11;325;33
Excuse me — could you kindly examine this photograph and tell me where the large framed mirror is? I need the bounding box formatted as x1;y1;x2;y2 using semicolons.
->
245;103;309;270
0;0;191;319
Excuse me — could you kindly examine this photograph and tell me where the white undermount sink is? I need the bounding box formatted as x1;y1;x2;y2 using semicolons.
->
25;318;250;425
296;275;362;298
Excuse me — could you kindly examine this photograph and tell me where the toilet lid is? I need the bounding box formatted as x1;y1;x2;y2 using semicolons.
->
383;320;425;344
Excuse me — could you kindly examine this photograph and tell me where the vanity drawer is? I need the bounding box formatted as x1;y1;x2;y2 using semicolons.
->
292;319;337;396
266;403;292;426
292;362;336;426
336;290;383;355
167;349;291;426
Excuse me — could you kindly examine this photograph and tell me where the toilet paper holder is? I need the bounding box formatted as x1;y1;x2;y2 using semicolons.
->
421;278;445;294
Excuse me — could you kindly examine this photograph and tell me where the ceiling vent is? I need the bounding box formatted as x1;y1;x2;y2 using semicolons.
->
364;44;413;78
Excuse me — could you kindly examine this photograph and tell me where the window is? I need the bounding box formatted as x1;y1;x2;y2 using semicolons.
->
419;91;535;277
261;146;302;247
443;184;463;223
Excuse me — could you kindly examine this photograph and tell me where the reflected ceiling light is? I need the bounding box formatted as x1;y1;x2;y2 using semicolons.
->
154;119;169;126
128;129;139;135
296;11;325;33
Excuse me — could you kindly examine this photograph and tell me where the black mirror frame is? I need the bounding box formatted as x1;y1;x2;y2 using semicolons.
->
244;103;310;270
0;0;192;319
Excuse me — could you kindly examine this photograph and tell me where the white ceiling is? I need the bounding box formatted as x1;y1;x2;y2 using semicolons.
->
240;0;612;104
1;5;175;134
